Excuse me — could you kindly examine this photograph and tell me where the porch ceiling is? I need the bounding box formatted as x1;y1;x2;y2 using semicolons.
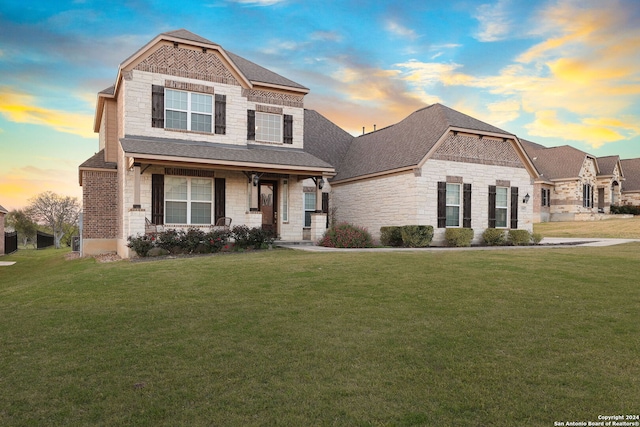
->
121;136;335;176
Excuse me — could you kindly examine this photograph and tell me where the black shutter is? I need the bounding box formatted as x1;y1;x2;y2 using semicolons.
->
437;181;446;228
591;185;594;208
151;85;164;128
215;94;226;135
151;174;164;225
283;114;293;144
247;110;255;140
214;178;226;223
510;187;519;229
322;192;329;228
488;185;496;228
463;183;472;228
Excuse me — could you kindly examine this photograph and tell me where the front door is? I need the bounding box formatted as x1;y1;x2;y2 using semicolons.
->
598;187;605;211
260;181;277;235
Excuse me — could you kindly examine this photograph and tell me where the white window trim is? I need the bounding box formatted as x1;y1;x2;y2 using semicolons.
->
495;186;509;228
255;111;282;144
446;183;461;228
303;192;316;228
164;176;213;225
165;89;213;133
282;179;289;223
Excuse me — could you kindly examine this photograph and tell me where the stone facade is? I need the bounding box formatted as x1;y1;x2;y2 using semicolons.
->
332;157;533;245
549;157;598;221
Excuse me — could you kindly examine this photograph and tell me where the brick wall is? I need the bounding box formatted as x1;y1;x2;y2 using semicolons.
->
82;170;118;239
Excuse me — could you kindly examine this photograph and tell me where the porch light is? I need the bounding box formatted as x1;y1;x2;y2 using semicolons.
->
523;193;530;204
252;174;260;187
318;178;325;190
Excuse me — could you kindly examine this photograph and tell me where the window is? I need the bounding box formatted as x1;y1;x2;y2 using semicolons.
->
541;188;550;207
495;187;508;228
445;183;460;227
165;89;213;133
165;176;212;224
583;183;594;208
255;112;282;143
304;192;316;227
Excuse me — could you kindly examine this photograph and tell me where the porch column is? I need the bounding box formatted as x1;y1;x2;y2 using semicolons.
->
133;163;141;208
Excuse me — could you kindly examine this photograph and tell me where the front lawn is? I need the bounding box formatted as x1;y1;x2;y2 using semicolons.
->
1;246;638;426
534;215;640;238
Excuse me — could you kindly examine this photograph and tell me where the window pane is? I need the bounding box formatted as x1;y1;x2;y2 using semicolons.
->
256;112;282;143
166;110;187;130
191;178;212;201
191;113;212;132
165;177;187;200
166;90;187;110
191;202;212;224
304;193;316;210
446;184;460;205
496;208;507;228
446;206;459;227
191;93;212;114
496;187;508;207
166;201;187;224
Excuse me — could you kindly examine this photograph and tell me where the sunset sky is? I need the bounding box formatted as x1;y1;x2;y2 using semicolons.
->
1;0;639;210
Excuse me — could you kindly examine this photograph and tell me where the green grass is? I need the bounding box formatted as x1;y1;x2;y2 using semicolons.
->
534;215;640;238
1;246;639;426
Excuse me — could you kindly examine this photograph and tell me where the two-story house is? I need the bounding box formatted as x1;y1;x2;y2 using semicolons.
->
79;29;334;257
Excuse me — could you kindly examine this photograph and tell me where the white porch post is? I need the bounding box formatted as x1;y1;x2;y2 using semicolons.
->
133;163;141;208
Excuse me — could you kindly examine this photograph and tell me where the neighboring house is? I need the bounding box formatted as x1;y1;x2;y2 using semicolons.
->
79;29;334;257
0;204;7;255
320;104;539;245
620;158;640;205
520;140;622;222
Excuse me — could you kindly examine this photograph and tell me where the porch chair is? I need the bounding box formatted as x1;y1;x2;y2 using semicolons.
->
213;217;232;231
145;217;164;234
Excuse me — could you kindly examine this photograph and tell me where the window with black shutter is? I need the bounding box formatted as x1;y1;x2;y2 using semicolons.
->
151;174;165;225
463;183;472;228
247;110;255;140
283;114;293;144
214;178;226;223
215;94;226;135
151;85;165;128
510;187;519;229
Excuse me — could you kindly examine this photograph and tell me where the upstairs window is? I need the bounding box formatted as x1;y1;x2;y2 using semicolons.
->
256;112;282;143
165;89;212;132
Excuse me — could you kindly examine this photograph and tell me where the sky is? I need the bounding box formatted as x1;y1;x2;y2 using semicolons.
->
1;0;639;211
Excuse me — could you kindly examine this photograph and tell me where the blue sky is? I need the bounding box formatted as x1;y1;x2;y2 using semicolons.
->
1;0;639;210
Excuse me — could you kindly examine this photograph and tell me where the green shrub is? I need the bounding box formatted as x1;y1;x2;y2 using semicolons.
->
156;229;183;253
400;225;434;248
444;228;474;247
610;205;640;215
380;226;403;247
231;225;251;248
531;233;543;245
482;228;506;246
127;234;155;257
318;223;373;248
181;228;206;253
204;229;232;252
508;230;532;246
247;227;275;249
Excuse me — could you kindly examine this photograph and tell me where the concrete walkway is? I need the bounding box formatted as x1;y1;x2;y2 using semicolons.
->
276;237;640;252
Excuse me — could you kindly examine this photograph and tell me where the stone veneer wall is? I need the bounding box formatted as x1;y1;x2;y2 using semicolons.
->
550;158;598;221
0;211;5;255
332;158;533;245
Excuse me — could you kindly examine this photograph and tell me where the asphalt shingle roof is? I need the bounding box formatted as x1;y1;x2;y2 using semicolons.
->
79;150;117;170
333;103;513;182
596;155;620;176
120;136;333;171
0;204;7;214
520;139;592;180
303;109;354;170
620;158;640;192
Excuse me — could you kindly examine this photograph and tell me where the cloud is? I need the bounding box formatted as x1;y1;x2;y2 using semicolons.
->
385;20;418;40
0;165;81;211
228;0;285;5
474;0;514;42
524;110;639;148
0;87;95;139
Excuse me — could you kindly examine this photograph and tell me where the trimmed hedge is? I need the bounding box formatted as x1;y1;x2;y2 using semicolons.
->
380;226;403;247
610;205;640;215
508;230;532;246
318;223;373;248
482;228;506;246
400;225;434;248
444;228;474;247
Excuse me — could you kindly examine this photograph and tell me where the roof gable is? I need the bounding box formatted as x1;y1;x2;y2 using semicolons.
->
620;158;640;192
0;204;7;214
521;140;595;180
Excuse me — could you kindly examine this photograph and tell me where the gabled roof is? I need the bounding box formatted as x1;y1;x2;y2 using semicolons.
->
596;155;622;177
620;158;640;192
332;103;515;182
303;109;354;171
120;135;334;175
78;149;118;185
520;139;597;180
0;204;8;214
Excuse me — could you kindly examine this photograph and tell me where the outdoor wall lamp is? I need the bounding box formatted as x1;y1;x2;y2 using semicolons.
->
252;174;260;187
318;178;325;190
523;193;530;204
